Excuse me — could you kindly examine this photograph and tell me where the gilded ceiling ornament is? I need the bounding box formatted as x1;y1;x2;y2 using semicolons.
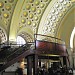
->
0;1;4;8
45;26;48;31
48;28;51;32
44;0;48;2
37;9;41;14
56;19;59;22
34;16;38;20
59;13;62;17
55;11;59;15
67;4;71;7
64;1;67;5
55;4;59;8
63;9;66;12
49;15;52;19
52;29;54;33
35;1;40;5
23;11;28;17
46;20;50;25
29;13;33;18
4;20;7;24
8;0;14;3
40;3;44;8
53;23;57;27
29;0;34;3
52;10;55;13
5;4;11;10
59;0;64;3
21;19;26;23
59;6;63;10
52;16;56;21
26;4;31;10
3;13;9;18
27;20;31;25
31;7;36;12
33;22;36;27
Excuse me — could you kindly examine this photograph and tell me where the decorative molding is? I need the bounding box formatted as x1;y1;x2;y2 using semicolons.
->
0;27;7;43
38;0;73;36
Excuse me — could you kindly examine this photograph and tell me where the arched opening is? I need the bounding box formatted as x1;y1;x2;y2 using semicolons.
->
17;36;26;46
70;27;75;49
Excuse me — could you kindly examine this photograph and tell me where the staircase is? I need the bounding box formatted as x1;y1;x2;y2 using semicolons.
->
0;43;35;72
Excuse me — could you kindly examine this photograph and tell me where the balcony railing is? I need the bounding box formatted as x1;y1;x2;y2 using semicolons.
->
34;34;65;45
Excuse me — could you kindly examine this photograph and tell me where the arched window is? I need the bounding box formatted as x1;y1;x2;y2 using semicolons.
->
17;36;26;45
70;27;75;49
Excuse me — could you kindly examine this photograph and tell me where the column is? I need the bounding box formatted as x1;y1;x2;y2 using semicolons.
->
39;59;41;67
63;56;67;66
27;56;32;75
33;55;38;75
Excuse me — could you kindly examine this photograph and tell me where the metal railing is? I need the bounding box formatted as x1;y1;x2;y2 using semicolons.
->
0;43;33;63
34;34;65;45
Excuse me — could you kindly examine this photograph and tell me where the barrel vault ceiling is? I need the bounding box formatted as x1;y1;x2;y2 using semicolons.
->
0;0;75;48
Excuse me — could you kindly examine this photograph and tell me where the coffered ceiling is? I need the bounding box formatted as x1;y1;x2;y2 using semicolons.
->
0;0;74;48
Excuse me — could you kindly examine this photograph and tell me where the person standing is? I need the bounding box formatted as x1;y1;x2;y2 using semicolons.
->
16;67;23;75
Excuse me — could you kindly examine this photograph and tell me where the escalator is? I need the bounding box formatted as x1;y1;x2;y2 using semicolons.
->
0;43;35;72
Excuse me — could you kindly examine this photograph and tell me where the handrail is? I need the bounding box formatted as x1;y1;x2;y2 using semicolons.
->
34;34;65;44
0;42;35;72
5;43;31;62
0;42;34;47
0;47;17;61
34;34;64;41
0;42;34;62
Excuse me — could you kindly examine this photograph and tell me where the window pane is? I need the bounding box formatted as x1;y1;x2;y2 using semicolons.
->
17;36;26;45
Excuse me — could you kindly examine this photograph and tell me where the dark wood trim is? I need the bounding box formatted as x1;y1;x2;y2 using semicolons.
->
33;55;38;75
27;56;32;75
